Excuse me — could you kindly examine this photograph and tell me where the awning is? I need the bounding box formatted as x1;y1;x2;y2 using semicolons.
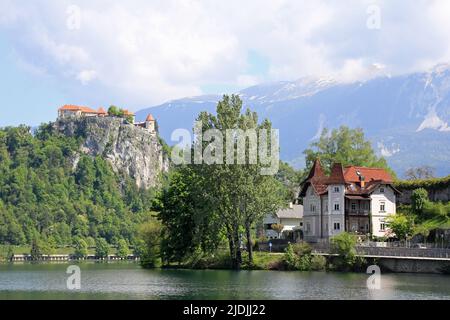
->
345;195;370;200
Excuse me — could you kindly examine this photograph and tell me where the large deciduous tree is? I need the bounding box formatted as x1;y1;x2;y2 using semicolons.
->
304;126;393;176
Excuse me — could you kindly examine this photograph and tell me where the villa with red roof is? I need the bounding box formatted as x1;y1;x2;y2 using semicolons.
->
299;159;400;242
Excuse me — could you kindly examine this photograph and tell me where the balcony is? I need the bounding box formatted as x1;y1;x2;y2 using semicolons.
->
345;209;370;216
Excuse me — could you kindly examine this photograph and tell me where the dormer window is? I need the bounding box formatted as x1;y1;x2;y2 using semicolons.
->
380;187;385;193
333;186;340;193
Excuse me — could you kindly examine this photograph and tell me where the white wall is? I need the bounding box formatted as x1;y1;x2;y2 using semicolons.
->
370;185;396;237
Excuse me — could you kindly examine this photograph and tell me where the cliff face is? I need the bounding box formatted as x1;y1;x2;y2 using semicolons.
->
55;117;169;189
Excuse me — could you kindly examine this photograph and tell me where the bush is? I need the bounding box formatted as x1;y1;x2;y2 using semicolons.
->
283;244;298;270
310;255;327;271
292;242;312;256
330;232;357;271
283;243;314;271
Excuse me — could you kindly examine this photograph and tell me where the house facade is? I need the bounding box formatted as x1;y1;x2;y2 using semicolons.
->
299;159;400;243
263;203;304;241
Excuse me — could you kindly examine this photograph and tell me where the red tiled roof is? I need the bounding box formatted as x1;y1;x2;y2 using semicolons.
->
59;105;97;114
327;163;346;184
122;109;135;116
97;107;107;115
300;159;328;196
344;166;393;183
300;160;396;197
146;114;155;121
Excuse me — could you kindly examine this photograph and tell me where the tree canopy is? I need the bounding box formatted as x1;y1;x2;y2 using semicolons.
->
304;126;393;176
0;125;157;249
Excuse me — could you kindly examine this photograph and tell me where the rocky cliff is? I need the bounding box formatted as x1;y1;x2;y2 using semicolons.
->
54;117;169;189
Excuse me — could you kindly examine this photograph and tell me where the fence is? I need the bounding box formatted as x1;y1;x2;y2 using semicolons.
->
311;243;450;259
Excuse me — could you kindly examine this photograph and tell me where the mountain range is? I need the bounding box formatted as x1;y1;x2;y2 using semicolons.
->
136;64;450;178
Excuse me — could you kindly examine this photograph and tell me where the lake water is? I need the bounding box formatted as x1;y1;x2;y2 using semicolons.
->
0;263;449;300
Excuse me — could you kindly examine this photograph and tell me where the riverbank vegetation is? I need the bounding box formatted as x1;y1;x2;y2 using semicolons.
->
156;95;288;270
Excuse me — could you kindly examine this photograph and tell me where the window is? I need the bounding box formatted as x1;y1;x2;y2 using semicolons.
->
380;202;386;212
333;186;340;193
300;222;303;227
306;223;311;233
325;203;328;212
334;222;340;230
310;204;316;212
310;188;314;196
334;203;340;211
351;203;356;211
380;223;386;231
380;187;385;193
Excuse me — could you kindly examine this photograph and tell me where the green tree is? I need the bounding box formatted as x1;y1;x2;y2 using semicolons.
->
138;219;162;268
330;232;357;270
411;188;429;214
107;105;120;116
304;126;392;175
386;214;414;240
95;238;110;259
30;238;43;261
191;94;284;269
158;167;222;264
74;238;88;259
117;239;130;259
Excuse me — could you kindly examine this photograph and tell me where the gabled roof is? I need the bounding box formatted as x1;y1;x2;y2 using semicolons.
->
276;205;303;219
300;160;398;197
327;163;346;184
59;105;97;113
146;114;155;121
122;109;135;116
97;107;107;115
344;166;393;183
299;159;328;197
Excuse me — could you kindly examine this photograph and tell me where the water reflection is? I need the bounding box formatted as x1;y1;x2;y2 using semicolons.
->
0;263;449;300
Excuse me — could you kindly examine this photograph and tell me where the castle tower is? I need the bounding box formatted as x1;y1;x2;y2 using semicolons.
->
145;114;156;133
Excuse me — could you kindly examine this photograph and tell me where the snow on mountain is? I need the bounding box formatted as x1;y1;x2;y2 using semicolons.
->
136;64;450;177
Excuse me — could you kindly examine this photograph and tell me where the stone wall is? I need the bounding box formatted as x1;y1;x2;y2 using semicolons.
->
376;257;450;274
396;185;450;205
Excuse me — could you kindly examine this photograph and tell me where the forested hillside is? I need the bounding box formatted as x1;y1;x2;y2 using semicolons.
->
0;124;157;248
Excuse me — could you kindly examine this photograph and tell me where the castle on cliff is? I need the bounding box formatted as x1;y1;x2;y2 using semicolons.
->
58;105;157;135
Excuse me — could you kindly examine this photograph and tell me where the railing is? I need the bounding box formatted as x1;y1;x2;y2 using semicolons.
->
345;210;370;215
310;243;450;259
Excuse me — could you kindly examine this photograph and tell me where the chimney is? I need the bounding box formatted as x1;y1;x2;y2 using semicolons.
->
360;175;365;188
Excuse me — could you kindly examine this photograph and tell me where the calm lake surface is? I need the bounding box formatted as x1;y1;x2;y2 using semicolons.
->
0;263;449;300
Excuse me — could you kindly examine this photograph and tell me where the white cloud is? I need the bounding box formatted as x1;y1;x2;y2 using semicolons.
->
76;70;97;85
1;0;450;108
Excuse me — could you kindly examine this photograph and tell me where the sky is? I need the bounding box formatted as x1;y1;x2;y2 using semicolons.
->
1;0;450;126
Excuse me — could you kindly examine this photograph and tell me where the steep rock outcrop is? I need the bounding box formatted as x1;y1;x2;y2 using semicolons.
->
55;117;169;189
